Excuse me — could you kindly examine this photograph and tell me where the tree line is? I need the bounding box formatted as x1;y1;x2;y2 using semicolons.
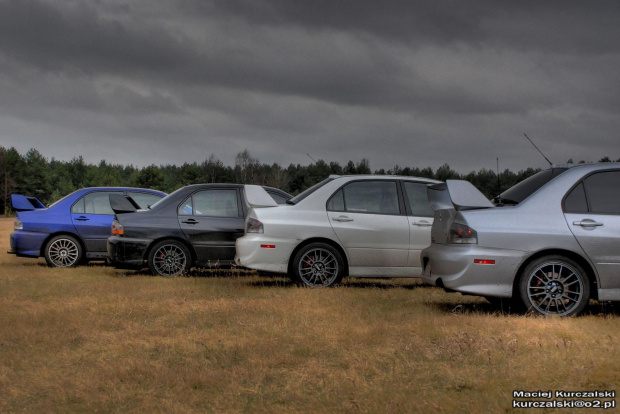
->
0;146;617;214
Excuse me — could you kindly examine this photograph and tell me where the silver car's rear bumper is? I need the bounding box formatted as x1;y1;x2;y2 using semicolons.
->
420;244;528;298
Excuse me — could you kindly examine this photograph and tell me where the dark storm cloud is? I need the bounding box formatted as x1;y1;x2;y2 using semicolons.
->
0;0;619;172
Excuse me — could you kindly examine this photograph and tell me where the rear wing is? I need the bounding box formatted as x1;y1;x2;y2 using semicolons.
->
427;180;494;211
11;194;46;212
244;185;278;208
109;194;141;214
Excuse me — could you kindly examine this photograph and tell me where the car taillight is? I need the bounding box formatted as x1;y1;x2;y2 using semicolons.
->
14;218;23;230
111;219;124;236
449;223;477;244
246;218;264;234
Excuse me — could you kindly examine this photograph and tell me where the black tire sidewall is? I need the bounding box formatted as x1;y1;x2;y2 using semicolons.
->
148;240;191;277
292;242;344;287
518;255;590;316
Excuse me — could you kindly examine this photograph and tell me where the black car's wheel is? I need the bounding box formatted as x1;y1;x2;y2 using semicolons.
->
292;243;344;287
518;256;590;316
44;235;83;267
148;240;191;277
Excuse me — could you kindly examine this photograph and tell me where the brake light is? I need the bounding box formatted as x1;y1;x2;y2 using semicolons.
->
14;218;23;230
246;218;264;234
449;223;477;244
111;219;124;235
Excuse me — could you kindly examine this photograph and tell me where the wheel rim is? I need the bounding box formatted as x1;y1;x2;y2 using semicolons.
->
153;244;187;276
526;261;584;316
48;238;80;267
298;247;339;287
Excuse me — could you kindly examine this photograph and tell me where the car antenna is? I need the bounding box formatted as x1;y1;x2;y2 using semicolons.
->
496;157;501;194
523;133;553;166
306;153;318;163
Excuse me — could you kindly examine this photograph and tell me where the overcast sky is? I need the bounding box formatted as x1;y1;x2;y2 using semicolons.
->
1;0;619;173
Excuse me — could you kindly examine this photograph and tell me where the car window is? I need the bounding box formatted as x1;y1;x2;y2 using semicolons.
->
267;192;288;205
582;171;620;214
127;192;163;209
71;191;123;215
499;168;568;205
179;189;240;217
403;182;434;217
327;189;345;211
564;182;588;213
329;181;400;215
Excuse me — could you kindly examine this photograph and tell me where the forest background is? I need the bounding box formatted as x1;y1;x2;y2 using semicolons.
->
1;146;617;214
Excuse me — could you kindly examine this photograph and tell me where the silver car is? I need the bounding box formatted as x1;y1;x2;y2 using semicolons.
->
421;163;620;316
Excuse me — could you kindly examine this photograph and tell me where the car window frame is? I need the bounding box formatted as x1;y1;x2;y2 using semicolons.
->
70;190;124;215
562;168;620;216
177;188;243;218
326;179;406;216
400;180;435;218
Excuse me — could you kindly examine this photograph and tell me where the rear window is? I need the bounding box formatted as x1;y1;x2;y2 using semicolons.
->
498;168;568;205
288;177;335;205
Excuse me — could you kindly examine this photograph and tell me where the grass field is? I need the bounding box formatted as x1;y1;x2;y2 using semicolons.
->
1;217;619;413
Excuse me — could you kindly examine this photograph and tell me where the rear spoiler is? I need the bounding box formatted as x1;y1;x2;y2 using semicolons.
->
110;194;141;214
244;185;278;208
427;180;494;211
11;194;46;212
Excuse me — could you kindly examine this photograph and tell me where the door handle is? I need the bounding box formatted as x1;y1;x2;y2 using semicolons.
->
182;219;199;225
332;215;354;222
412;220;432;227
573;220;603;228
75;216;89;221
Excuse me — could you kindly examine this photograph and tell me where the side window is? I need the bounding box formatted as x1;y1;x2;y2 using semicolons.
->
564;182;588;213
327;189;345;211
582;171;620;214
336;181;400;215
71;191;122;215
403;182;434;217
267;192;288;205
179;189;240;217
128;192;163;209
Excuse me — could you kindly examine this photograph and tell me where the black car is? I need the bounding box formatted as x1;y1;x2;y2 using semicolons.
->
107;184;291;276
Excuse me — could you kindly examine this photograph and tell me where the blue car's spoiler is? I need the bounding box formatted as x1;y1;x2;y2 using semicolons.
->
11;194;46;212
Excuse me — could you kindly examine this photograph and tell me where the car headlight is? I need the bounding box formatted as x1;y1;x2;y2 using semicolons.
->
14;218;23;230
449;223;477;244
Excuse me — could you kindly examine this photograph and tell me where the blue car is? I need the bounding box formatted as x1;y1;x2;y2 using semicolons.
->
8;187;166;267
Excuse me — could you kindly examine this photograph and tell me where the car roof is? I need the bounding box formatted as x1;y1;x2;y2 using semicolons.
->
329;174;442;184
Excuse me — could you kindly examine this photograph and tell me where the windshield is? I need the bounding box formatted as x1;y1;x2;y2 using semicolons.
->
288;177;335;205
498;167;568;205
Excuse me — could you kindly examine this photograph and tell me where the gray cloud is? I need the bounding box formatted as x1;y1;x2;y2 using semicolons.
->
0;0;619;173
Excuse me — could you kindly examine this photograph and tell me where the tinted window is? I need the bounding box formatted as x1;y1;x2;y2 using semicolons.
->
267;192;288;205
564;183;588;213
326;189;345;211
288;177;335;205
179;189;239;217
72;191;122;215
583;171;620;214
341;181;400;215
403;182;434;217
499;168;568;205
128;192;163;209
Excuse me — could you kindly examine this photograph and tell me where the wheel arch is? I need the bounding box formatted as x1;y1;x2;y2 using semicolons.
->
287;237;349;277
512;248;598;301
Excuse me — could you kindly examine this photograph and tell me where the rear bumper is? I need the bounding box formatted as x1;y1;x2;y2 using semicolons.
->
235;234;300;274
107;236;151;268
420;243;527;298
9;231;46;258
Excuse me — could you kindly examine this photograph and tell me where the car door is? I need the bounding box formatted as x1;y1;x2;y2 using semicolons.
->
327;180;409;271
402;181;435;270
564;170;620;292
71;191;123;255
177;188;244;265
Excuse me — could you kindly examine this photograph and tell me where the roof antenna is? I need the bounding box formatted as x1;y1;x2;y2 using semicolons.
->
306;153;318;163
523;133;553;166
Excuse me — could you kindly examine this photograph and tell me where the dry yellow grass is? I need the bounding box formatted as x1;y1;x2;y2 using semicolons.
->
0;217;619;413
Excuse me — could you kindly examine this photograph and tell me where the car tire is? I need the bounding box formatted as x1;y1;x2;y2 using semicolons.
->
292;243;344;287
44;235;84;268
518;255;590;316
148;240;191;277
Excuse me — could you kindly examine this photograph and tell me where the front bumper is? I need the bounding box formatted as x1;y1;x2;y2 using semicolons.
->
420;243;528;297
235;234;300;274
107;236;151;268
